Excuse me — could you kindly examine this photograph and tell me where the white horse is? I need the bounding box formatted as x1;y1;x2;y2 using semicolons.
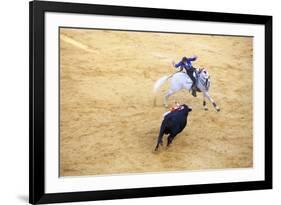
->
153;69;220;112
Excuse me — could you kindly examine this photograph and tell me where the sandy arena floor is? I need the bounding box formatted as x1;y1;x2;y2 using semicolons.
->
59;28;253;176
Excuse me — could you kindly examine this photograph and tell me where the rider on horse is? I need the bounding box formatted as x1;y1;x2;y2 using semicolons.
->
173;56;197;97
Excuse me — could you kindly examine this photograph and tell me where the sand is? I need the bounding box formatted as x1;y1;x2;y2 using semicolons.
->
59;28;253;176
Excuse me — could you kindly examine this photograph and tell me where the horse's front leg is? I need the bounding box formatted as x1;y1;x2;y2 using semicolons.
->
203;91;220;112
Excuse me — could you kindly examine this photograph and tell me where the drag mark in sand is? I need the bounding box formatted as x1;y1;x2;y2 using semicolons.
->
61;34;96;53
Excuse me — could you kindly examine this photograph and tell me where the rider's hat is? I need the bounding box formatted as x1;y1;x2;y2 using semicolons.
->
182;57;188;62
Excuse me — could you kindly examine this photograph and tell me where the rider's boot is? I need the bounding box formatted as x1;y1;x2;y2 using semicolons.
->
191;84;197;97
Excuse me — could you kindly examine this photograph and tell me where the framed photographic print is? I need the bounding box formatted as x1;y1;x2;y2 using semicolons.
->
29;0;272;204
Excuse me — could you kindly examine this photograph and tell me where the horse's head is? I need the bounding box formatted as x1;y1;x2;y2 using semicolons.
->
199;68;210;80
197;68;211;91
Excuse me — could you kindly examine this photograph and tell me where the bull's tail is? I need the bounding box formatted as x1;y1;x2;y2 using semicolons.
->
154;123;166;151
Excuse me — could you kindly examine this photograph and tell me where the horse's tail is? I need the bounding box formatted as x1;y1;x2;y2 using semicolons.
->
153;75;170;93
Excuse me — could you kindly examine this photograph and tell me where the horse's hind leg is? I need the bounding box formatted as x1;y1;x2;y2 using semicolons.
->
203;94;208;111
163;89;174;108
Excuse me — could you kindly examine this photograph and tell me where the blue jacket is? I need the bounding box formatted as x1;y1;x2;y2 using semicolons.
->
174;57;196;71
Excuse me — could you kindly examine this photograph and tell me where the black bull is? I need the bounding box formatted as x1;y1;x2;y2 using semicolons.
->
155;104;192;151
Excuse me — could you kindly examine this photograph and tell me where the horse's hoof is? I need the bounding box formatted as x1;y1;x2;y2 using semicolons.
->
204;108;208;111
216;108;221;112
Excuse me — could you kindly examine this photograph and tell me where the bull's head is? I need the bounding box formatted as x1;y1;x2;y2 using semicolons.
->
181;104;192;116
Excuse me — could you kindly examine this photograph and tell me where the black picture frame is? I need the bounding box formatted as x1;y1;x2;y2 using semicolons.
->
29;0;272;204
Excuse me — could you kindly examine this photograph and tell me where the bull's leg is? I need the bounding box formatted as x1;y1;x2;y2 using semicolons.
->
203;94;208;111
167;133;176;147
203;91;220;112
